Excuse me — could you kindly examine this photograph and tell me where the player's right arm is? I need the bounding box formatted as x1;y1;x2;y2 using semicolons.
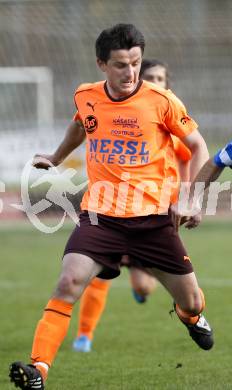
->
33;119;86;169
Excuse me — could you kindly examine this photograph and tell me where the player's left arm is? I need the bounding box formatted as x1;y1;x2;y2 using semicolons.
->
173;138;191;182
183;156;225;229
176;130;209;228
181;129;209;181
164;92;209;179
164;93;209;229
169;130;209;230
178;159;190;182
177;160;190;226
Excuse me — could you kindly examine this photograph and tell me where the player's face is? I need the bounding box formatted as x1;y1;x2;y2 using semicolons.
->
142;65;167;89
97;47;142;99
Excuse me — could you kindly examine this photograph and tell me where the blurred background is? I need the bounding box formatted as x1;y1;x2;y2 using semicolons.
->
0;0;232;217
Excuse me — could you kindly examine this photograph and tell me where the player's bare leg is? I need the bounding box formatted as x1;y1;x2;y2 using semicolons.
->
54;253;103;303
149;269;213;350
9;253;103;389
129;267;157;303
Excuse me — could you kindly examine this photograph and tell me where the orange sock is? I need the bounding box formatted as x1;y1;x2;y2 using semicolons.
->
31;298;73;378
77;278;111;340
176;288;205;325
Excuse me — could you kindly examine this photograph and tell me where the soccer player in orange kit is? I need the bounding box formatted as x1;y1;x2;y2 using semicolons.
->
73;58;193;353
10;24;213;390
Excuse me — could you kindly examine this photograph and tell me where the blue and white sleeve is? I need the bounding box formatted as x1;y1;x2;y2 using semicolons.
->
214;141;232;167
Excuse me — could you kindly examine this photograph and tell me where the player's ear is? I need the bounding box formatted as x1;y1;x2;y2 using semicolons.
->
97;58;107;72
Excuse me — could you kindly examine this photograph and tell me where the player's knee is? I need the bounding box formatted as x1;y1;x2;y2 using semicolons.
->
57;275;74;296
57;273;85;297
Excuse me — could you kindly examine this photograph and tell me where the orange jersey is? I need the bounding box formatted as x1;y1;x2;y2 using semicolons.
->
166;89;192;162
164;136;191;203
172;136;191;162
73;80;197;217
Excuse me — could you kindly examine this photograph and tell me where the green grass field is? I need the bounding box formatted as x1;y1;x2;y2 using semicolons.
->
1;219;232;390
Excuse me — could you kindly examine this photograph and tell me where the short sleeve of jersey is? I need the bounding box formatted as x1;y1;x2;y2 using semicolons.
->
73;82;95;122
73;111;82;122
164;92;198;139
172;136;192;161
214;141;232;167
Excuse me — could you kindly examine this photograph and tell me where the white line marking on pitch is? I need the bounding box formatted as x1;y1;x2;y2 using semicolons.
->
111;278;232;288
1;278;232;290
0;280;30;289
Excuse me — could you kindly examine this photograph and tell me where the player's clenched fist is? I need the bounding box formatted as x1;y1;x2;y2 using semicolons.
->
32;154;59;170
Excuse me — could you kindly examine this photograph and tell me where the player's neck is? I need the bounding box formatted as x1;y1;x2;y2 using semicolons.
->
104;80;142;101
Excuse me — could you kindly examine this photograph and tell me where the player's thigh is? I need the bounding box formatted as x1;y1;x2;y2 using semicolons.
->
129;267;157;291
60;252;104;286
149;268;200;309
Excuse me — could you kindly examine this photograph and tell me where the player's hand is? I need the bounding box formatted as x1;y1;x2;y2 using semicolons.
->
184;211;202;229
32;154;59;170
180;216;190;225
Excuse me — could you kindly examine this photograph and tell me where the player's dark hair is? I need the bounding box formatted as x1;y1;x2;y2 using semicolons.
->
140;58;170;89
96;23;145;63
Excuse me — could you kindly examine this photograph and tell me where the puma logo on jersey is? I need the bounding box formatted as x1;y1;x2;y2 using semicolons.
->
180;116;190;125
87;102;97;112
